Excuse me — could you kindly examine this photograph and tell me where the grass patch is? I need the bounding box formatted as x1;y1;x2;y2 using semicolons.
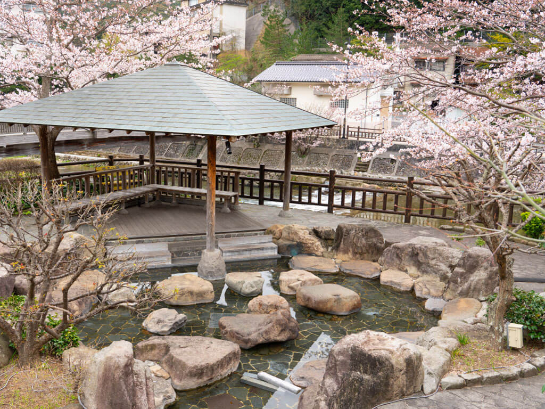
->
0;357;78;409
456;332;470;346
448;338;541;375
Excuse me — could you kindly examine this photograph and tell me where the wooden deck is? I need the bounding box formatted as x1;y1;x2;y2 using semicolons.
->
104;203;266;239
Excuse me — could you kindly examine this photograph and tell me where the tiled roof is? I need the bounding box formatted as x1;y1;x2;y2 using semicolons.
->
253;61;371;83
0;62;335;137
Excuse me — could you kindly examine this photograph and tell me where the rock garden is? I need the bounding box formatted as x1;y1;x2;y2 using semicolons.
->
1;222;544;409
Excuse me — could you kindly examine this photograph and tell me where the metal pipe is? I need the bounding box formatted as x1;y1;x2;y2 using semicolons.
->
257;372;301;394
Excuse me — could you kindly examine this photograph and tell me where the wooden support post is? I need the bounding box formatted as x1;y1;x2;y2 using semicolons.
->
327;169;336;213
279;130;293;217
108;155;114;166
149;133;156;184
258;164;266;206
404;176;414;224
138;154;145;166
206;135;217;251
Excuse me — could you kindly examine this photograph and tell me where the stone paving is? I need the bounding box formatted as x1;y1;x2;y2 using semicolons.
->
382;372;545;408
238;203;545;293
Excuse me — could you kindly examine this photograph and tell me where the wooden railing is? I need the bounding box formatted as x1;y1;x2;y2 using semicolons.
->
57;157;539;226
57;165;151;200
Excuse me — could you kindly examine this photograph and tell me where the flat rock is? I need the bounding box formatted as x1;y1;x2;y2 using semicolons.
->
290;359;327;388
422;346;451;394
279;270;323;295
339;260;381;278
247;294;290;314
219;310;299;349
157;274;214;306
481;370;502;385
519;362;538;378
296;284;362;315
142;308;187;336
497;366;520;382
425;298;447;314
312;226;336;241
416;327;455;350
225;272;264;297
414;277;445;299
289;255;338;273
134;336;240;391
441;298;482;321
461;372;482;387
104;285;136;306
380;269;414;292
529;356;545;370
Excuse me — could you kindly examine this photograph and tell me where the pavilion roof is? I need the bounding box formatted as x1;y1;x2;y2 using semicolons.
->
0;62;335;137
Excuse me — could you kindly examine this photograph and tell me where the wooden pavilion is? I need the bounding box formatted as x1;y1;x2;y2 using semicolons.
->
0;62;335;279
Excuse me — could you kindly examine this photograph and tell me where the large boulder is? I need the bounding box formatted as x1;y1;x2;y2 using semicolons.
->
299;331;424;409
266;224;285;240
421;346;451;394
218;309;299;349
0;263;14;298
279;225;326;256
80;340;155;409
48;270;106;318
225;272;264;297
333;224;385;262
13;275;30;295
0;331;13;368
134;336;240;391
157;274;214;306
142;308;187;336
296;284;362;315
414;276;445;299
339;260;381;278
56;232;96;258
289;255;338;273
103;285;137;306
312;226;336;242
279;270;323;295
379;237;462;280
63;344;98;374
443;247;499;300
247;294;290;314
151;374;176;409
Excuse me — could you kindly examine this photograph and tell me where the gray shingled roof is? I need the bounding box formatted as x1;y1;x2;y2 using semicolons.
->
253;61;371;83
0;62;335;136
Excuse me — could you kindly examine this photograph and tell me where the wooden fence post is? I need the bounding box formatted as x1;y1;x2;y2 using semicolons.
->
258;164;266;205
108;155;114;166
404;176;414;224
196;158;203;189
138;154;144;166
327;169;336;213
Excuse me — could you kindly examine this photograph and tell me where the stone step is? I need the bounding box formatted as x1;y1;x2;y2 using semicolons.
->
111;242;172;266
217;234;273;247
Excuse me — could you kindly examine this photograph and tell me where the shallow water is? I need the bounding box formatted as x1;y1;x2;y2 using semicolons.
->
78;258;437;409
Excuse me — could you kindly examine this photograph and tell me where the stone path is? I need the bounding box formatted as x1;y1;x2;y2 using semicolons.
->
382;372;545;408
238;203;545;293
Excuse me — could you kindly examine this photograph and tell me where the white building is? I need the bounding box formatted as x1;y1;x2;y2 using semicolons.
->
253;58;394;130
184;0;248;52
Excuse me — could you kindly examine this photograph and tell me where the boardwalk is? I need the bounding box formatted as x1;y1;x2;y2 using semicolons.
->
106;203;266;239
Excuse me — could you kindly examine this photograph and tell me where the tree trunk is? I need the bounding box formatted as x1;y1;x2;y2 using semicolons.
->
487;252;514;350
35;125;62;184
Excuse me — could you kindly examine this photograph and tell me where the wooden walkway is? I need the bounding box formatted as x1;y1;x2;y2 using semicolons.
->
105;203;265;239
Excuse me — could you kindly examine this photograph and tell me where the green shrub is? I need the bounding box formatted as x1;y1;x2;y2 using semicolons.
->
488;288;545;342
0;295;80;357
520;212;545;240
475;237;486;247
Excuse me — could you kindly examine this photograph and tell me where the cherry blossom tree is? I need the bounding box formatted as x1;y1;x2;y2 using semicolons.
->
0;0;225;180
340;0;545;348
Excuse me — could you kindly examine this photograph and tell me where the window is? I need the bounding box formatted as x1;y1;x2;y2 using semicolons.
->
430;61;445;71
415;59;446;71
330;99;349;109
414;60;427;70
280;98;297;107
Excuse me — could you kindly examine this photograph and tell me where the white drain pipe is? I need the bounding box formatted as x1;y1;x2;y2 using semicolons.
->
257;372;301;394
